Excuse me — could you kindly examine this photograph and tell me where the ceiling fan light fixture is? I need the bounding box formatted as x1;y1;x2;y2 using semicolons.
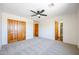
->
37;15;40;18
37;14;40;17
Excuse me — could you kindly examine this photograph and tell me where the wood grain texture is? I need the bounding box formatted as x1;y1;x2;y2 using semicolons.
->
17;21;26;41
55;20;59;40
34;24;39;37
8;19;26;43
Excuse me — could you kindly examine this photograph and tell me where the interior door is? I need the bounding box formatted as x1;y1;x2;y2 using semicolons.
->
34;24;39;37
55;20;59;40
8;19;26;43
8;20;18;43
17;21;26;41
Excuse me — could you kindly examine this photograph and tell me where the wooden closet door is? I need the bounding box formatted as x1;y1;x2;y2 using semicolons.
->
8;20;26;43
8;20;17;43
17;21;26;41
14;20;18;41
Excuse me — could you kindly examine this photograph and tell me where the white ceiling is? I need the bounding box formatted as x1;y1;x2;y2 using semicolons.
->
0;3;79;20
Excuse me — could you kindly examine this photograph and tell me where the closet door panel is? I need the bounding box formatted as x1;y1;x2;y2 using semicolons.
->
8;20;17;43
13;20;18;41
8;20;13;43
17;21;26;41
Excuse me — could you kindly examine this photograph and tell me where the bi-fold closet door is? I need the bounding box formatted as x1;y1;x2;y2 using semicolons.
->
8;19;26;43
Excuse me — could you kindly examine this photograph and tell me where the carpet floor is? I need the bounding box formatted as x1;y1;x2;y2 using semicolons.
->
0;38;79;55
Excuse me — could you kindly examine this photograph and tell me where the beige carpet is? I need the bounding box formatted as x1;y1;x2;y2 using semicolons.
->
0;38;79;55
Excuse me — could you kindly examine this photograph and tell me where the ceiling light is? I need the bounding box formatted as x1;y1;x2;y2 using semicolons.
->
48;3;54;7
37;14;40;17
37;15;40;18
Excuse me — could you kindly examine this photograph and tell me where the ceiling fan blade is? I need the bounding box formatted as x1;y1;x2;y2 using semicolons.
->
40;10;45;13
40;14;47;16
30;10;37;14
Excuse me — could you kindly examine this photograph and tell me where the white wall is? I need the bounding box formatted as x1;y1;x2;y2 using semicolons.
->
26;18;33;39
39;17;55;40
0;10;2;50
39;13;78;45
2;12;33;45
62;13;78;45
77;10;79;48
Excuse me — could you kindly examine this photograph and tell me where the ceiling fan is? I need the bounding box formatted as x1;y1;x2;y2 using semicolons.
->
30;9;47;18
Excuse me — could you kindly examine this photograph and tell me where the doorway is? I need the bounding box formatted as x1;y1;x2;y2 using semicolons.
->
55;19;63;41
34;22;39;37
60;22;63;41
8;19;26;43
55;20;59;40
